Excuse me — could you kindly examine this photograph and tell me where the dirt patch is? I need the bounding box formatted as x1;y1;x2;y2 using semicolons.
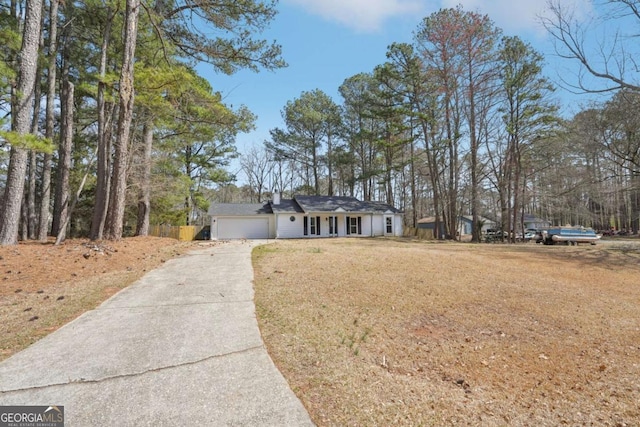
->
253;238;640;426
0;236;192;361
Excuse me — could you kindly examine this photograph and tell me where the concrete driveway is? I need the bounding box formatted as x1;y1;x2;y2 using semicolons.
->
0;240;314;426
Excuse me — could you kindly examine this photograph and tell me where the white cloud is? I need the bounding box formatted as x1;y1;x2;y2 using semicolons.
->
440;0;594;36
285;0;424;32
284;0;594;35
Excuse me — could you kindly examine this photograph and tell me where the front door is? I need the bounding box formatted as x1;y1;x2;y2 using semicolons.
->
328;216;338;236
385;216;393;235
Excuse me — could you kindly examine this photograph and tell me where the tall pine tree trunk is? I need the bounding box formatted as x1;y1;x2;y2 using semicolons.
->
37;0;59;241
505;139;515;240
136;120;153;236
409;136;417;228
27;152;38;239
445;103;459;240
51;53;73;237
38;152;52;240
469;94;480;243
90;7;114;240
54;82;74;243
27;104;41;240
327;133;334;196
0;0;43;245
103;0;140;240
511;140;522;243
25;7;44;241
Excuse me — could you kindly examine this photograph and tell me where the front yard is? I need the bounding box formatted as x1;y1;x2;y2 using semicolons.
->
253;238;640;426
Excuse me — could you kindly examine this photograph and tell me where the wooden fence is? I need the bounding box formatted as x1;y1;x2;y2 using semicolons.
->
149;225;208;241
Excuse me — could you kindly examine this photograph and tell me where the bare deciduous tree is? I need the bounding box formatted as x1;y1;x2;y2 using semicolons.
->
241;146;273;202
543;0;640;93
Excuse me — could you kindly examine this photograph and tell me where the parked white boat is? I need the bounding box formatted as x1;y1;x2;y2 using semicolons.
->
542;227;601;245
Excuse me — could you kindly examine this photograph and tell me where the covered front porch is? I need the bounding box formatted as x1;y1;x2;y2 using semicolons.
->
274;212;398;239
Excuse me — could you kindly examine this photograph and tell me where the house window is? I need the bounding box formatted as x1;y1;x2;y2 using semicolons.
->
346;216;362;235
386;217;393;234
329;216;337;236
349;217;358;234
305;216;321;236
310;216;317;235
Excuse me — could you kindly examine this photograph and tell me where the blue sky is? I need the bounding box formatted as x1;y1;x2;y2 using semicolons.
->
202;0;601;181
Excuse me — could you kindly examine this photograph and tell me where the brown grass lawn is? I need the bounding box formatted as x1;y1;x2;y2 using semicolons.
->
252;238;640;426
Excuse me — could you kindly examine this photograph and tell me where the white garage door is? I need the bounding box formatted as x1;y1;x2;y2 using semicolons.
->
218;218;269;239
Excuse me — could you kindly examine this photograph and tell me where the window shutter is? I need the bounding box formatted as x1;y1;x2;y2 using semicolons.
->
316;216;321;235
346;216;350;235
303;216;308;236
357;217;362;234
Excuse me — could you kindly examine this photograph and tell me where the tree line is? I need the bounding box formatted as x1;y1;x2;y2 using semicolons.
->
238;3;640;240
2;1;639;246
0;0;285;245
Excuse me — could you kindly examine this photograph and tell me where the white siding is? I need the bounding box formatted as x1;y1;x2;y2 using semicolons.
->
276;213;306;238
316;215;341;237
360;215;372;236
279;214;351;238
278;214;372;238
336;216;345;237
372;215;384;236
210;212;404;239
395;216;403;236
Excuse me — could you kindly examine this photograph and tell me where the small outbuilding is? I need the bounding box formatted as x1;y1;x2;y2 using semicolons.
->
458;215;497;235
523;214;551;230
417;215;496;238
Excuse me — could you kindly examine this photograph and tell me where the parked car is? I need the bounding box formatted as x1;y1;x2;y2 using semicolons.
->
484;229;508;242
524;229;542;242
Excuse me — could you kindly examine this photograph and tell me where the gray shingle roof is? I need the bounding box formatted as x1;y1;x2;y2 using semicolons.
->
269;199;305;213
208;203;272;216
359;200;403;214
293;195;401;213
208;196;402;217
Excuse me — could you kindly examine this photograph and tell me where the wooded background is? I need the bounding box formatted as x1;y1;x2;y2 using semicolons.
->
1;0;639;245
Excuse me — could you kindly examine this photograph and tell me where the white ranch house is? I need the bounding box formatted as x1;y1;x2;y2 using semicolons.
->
208;194;403;240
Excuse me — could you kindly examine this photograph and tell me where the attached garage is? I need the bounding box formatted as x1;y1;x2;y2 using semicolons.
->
208;203;275;240
215;217;270;239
